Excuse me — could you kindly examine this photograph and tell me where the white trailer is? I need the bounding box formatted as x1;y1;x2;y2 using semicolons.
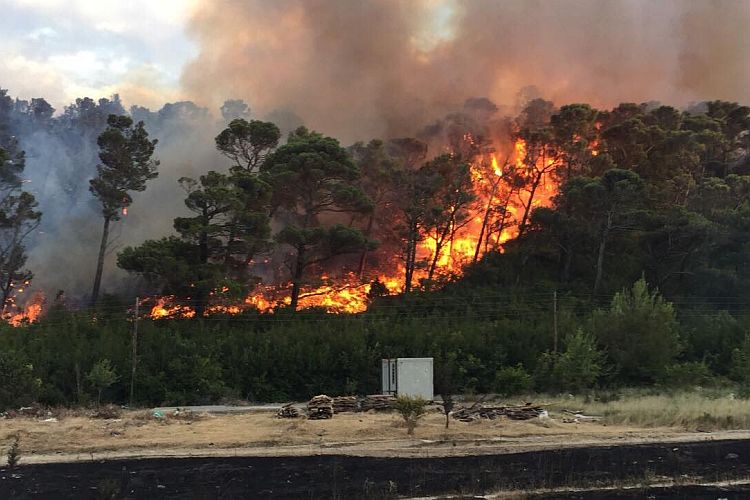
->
381;358;433;400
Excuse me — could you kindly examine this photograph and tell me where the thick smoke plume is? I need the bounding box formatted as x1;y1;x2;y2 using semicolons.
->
182;0;750;143
8;0;750;304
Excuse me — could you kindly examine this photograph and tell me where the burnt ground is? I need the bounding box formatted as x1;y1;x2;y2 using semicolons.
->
2;438;750;499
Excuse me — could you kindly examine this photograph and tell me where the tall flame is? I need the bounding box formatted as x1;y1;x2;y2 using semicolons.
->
148;137;564;319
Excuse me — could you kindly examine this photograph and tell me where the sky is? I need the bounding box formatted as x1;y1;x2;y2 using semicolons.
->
0;0;199;110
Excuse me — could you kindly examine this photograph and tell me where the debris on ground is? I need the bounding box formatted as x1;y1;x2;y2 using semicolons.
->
452;403;546;422
360;394;396;412
332;396;358;413
562;409;602;423
276;403;300;419
90;404;122;419
307;395;334;420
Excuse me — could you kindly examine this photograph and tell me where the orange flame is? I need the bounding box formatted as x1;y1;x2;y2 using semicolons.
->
148;137;571;319
5;291;45;326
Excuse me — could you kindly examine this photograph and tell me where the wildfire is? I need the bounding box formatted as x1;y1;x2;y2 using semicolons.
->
4;290;45;326
146;136;571;320
6;135;586;325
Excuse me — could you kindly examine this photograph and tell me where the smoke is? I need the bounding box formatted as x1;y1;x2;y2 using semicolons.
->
19;100;226;302
9;0;750;303
181;0;750;143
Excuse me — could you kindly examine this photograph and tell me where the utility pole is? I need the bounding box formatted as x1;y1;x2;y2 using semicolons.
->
130;297;139;407
553;290;558;354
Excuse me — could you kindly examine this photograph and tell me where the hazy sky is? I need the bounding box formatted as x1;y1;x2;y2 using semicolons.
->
2;0;749;130
0;0;198;109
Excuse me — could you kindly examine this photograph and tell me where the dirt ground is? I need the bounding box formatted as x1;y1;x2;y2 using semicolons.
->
3;407;749;465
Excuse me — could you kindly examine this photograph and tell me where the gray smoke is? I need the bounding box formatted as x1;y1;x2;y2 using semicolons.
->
181;0;750;143
19;100;227;302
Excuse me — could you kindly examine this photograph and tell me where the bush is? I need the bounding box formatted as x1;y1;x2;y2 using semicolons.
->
592;278;680;383
87;359;119;406
0;351;40;410
555;329;603;393
660;362;714;389
493;365;532;396
6;434;20;468
393;395;428;435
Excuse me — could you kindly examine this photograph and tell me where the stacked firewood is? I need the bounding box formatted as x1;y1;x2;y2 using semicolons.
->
332;396;358;413
307;395;334;419
360;394;396;411
276;403;300;419
452;403;544;422
505;405;546;420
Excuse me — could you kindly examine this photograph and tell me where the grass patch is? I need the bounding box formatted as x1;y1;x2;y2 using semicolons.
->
518;390;750;431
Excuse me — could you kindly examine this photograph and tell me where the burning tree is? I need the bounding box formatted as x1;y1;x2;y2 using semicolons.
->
89;115;158;304
263;127;374;310
0;147;41;313
349;139;402;279
421;154;476;283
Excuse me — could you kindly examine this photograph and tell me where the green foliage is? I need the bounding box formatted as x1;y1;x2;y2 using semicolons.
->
393;395;428;435
263;127;373;308
215;118;280;172
554;329;603;393
493;365;532;396
87;359;119;406
89;114;158;303
593;278;680;383
0;143;41;308
660;362;714;389
89;114;159;221
731;336;750;386
0;351;40;410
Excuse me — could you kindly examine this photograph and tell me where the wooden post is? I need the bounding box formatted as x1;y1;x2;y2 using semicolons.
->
130;297;139;407
553;290;558;354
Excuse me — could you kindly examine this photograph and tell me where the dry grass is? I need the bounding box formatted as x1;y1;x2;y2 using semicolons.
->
2;391;750;462
0;409;647;461
527;391;750;431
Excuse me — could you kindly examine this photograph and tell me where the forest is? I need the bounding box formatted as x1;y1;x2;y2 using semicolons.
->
0;87;749;408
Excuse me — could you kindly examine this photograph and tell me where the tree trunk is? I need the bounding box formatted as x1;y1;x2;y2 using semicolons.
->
1;274;13;314
593;212;613;297
518;172;543;238
562;243;574;284
474;179;501;263
427;219;453;282
404;220;418;293
91;216;111;305
75;362;82;403
357;214;375;279
289;244;306;310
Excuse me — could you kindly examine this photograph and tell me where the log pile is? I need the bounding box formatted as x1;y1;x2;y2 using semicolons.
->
276;403;300;419
307;395;334;420
332;396;358;413
360;394;396;411
452;403;545;422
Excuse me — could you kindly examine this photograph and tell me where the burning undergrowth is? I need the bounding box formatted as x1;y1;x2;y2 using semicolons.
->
146;133;565;319
2;95;597;324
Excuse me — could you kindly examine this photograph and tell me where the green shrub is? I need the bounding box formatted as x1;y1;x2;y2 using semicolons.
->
592;278;680;384
555;329;603;393
87;359;119;406
494;364;532;396
393;395;428;435
660;362;714;389
0;351;40;410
